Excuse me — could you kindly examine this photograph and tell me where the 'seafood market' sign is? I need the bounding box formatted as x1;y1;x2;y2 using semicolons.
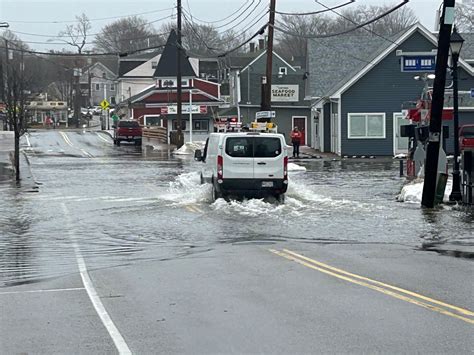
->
271;85;299;102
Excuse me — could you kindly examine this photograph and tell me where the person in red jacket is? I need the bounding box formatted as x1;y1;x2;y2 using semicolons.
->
290;126;302;158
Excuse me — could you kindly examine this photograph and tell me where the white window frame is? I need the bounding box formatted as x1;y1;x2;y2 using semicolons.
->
347;113;386;139
278;67;287;75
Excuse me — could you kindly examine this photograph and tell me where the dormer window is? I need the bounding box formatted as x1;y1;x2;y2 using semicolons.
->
152;61;158;69
279;67;287;75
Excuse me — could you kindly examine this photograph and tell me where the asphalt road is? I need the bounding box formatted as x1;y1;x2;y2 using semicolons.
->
0;130;473;354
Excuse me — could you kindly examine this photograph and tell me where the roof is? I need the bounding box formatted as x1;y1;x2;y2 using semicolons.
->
308;23;474;102
459;33;474;60
153;30;196;78
307;29;397;98
119;60;145;77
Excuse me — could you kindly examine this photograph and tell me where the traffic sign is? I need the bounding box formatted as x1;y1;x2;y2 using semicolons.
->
100;99;110;110
111;114;119;122
256;111;275;119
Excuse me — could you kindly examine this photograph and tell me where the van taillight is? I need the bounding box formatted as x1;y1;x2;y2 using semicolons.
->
217;155;223;182
283;156;288;183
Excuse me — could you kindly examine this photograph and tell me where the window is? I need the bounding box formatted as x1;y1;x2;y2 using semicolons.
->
254;137;281;158
118;121;139;128
348;113;386;139
110;84;115;91
226;137;253;158
95;84;100;91
172;120;186;130
225;137;281;158
151;61;158;69
110;96;116;104
102;72;106;78
278;67;287;75
193;119;209;131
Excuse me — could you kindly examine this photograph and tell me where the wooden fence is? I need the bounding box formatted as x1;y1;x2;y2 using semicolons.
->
142;126;167;143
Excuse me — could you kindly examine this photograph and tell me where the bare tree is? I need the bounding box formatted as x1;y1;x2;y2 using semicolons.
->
275;4;418;58
455;4;474;32
94;16;165;53
2;38;30;182
160;22;247;56
53;13;91;54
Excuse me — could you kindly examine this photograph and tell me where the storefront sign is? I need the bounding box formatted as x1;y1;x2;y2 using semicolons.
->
271;85;299;102
161;105;207;114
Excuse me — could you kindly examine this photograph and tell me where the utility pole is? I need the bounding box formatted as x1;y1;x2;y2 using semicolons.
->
73;65;81;129
261;0;276;113
421;0;456;208
176;0;184;148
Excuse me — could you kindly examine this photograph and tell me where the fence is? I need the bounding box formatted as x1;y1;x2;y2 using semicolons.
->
142;126;167;144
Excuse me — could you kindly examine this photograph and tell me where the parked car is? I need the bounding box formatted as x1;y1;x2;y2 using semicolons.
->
459;124;474;151
113;120;142;146
92;106;102;115
194;132;288;201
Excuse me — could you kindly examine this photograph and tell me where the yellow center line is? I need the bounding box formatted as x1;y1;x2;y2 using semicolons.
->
60;132;73;147
269;249;474;325
282;249;474;317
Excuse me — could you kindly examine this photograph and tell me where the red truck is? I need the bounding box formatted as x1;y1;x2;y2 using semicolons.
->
113;120;142;146
459;124;474;151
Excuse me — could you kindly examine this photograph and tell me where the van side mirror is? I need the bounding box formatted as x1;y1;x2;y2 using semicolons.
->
194;149;203;161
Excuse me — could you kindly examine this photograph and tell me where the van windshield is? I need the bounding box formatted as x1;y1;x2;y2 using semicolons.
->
225;137;281;158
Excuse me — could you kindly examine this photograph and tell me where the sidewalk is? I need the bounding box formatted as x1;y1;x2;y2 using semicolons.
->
293;145;340;160
0;131;14;165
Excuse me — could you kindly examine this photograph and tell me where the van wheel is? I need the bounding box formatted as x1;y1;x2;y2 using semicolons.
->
212;185;222;201
275;194;285;204
113;139;117;145
117;140;121;146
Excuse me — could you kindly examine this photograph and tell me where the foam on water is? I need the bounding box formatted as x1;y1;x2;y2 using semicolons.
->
163;171;211;205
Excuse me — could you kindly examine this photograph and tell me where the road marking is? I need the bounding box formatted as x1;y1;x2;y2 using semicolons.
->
185;204;203;213
80;149;94;158
60;131;73;147
62;203;132;354
25;134;31;147
97;132;112;143
0;287;85;295
270;249;474;325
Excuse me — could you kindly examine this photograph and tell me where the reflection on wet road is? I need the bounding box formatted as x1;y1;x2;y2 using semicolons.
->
0;130;472;287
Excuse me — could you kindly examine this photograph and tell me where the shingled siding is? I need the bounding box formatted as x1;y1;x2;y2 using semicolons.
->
340;31;438;156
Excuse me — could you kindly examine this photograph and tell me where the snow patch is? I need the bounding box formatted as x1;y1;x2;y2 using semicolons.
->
397;177;453;204
173;141;205;155
393;153;407;159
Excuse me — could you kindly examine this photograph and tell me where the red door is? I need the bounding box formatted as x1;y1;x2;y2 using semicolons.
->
293;117;306;145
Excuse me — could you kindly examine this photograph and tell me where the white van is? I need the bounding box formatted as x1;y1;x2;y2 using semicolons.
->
194;132;289;201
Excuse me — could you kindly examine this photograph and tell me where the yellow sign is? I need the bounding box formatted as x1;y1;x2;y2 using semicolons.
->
100;99;110;110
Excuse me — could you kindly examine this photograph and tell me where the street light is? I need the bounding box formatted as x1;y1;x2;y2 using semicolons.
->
449;26;464;202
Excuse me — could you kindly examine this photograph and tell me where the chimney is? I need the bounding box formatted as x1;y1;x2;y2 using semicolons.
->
258;39;265;51
250;42;255;52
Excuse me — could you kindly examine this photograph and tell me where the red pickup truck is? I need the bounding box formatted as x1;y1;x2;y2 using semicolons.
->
113;120;142;146
459;124;474;151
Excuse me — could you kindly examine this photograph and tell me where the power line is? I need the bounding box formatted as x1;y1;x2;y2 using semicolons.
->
3;7;175;24
275;0;355;16
314;0;398;45
271;0;409;40
183;0;253;24
183;0;262;31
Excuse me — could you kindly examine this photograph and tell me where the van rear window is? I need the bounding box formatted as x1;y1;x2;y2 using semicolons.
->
461;126;474;137
225;137;253;157
225;137;281;158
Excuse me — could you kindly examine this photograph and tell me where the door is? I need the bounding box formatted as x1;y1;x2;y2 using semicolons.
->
313;119;320;150
253;137;284;179
293;117;307;145
223;136;254;178
394;113;409;154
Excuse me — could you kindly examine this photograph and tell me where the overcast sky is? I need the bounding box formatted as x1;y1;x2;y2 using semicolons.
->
1;0;438;52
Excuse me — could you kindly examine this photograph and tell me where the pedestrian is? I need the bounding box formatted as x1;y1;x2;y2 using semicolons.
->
290;126;302;158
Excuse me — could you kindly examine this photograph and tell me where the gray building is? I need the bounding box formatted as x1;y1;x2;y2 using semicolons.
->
80;62;118;107
225;49;311;145
307;23;474;156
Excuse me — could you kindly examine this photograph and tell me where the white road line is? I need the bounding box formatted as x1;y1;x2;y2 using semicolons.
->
62;203;132;355
0;287;85;295
97;132;112;143
60;132;73;147
25;134;31;147
80;149;94;158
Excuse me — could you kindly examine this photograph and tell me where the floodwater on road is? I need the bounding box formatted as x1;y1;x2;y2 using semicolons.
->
0;130;472;287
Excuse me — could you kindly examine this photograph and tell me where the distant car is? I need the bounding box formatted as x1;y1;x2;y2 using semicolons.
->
92;106;102;115
459;124;474;151
113;120;142;146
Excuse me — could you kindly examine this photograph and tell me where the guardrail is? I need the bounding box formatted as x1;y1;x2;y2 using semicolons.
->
142;126;167;143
